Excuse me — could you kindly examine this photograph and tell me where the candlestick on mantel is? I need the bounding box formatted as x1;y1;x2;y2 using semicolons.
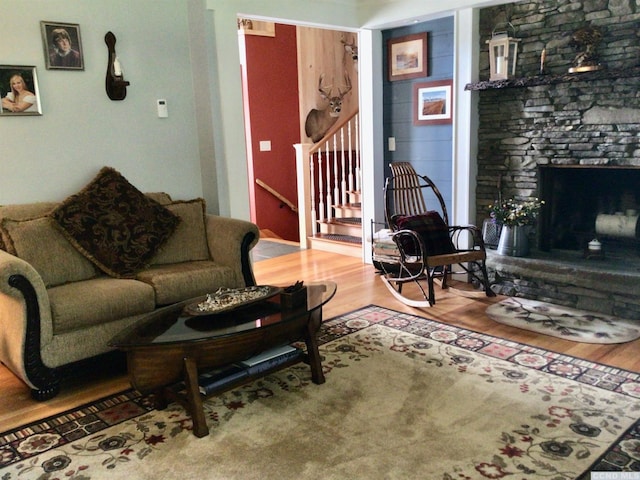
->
540;48;546;75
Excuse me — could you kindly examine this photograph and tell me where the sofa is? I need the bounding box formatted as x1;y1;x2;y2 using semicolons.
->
0;167;259;400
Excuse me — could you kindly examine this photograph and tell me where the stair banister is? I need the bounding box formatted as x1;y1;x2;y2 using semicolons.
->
294;109;360;249
293;143;313;248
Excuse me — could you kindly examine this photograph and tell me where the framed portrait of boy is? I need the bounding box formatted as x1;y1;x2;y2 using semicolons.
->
41;21;84;70
0;66;42;116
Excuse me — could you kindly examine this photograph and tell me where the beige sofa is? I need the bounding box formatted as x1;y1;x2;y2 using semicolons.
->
0;191;259;400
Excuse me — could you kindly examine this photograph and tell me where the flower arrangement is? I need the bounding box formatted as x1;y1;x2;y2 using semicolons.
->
488;198;545;227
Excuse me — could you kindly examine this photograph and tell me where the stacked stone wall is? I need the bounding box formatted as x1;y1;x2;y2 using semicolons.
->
475;0;640;227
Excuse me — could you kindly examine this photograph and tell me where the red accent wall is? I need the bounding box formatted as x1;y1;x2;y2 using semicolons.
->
244;24;300;241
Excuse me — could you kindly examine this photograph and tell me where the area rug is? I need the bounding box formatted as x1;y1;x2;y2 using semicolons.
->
486;297;640;344
1;306;640;479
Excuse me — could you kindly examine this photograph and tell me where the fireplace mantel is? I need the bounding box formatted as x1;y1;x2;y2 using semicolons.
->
465;66;640;91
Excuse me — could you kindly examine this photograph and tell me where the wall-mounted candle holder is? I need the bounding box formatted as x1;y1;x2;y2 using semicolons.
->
104;31;130;101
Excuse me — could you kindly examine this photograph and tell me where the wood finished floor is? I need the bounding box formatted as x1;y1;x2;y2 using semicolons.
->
1;248;639;432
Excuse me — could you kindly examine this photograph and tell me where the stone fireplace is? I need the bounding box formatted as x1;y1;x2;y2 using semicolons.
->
470;0;640;319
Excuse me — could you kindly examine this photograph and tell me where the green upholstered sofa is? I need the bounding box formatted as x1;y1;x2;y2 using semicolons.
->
0;192;259;400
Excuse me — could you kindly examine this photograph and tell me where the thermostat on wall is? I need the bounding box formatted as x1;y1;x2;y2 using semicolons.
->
157;99;168;118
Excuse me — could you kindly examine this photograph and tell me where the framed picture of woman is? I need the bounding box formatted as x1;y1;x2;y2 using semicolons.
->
0;66;42;116
41;21;84;70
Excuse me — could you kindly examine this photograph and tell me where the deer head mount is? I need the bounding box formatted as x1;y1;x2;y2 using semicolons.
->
304;73;352;143
341;34;358;72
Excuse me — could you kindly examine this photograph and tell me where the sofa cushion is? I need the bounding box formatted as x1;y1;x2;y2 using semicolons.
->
152;199;210;265
1;216;98;287
391;211;455;256
136;261;238;305
51;167;180;278
0;202;59;253
145;192;173;205
48;277;156;334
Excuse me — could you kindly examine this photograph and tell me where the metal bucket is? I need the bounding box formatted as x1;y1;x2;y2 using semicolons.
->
496;225;529;256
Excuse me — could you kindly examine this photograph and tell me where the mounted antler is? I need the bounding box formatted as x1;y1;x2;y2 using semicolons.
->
304;73;352;143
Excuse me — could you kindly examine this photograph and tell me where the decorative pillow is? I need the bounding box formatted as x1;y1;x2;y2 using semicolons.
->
392;211;455;257
1;202;60;252
51;167;180;278
1;216;98;287
151;199;210;265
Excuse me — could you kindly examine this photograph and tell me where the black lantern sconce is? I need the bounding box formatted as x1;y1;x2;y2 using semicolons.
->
104;31;130;100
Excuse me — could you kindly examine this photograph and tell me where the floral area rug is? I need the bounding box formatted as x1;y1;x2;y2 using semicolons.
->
1;305;639;479
486;297;640;344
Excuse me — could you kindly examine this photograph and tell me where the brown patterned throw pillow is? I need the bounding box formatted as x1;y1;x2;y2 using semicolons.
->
51;167;180;278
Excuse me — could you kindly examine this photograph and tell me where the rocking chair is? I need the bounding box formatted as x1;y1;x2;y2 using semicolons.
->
375;162;495;307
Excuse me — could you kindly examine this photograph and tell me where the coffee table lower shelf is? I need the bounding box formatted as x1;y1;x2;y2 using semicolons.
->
157;353;316;438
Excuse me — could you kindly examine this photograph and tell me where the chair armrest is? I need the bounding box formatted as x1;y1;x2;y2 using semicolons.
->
449;225;487;251
204;215;260;286
0;250;56;392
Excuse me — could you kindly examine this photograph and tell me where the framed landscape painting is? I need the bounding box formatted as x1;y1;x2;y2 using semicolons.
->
0;65;42;116
388;33;427;81
413;80;453;126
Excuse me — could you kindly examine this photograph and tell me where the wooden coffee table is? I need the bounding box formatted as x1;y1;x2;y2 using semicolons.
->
108;282;336;437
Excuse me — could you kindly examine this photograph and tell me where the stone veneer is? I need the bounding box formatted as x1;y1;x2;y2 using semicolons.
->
471;0;640;319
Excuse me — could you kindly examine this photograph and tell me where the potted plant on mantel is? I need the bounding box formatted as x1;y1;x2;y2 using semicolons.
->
488;198;544;256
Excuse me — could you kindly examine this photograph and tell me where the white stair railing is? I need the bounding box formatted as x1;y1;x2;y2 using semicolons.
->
294;111;360;248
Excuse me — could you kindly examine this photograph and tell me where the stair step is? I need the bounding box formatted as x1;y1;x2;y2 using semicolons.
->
308;234;362;258
315;233;361;244
318;217;362;237
326;217;361;226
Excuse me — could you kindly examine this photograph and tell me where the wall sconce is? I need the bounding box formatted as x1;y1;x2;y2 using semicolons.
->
104;31;130;101
486;23;520;81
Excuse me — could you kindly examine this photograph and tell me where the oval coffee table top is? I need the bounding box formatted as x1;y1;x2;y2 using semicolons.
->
108;281;336;348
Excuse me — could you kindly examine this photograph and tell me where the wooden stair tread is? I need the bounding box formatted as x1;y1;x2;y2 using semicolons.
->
319;217;362;226
313;233;362;245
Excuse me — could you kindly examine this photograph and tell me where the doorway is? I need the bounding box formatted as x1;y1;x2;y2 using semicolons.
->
238;18;360;245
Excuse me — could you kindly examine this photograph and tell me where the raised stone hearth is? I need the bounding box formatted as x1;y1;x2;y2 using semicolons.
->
487;249;640;321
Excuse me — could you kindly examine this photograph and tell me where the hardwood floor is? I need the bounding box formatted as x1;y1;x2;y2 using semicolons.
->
1;249;639;432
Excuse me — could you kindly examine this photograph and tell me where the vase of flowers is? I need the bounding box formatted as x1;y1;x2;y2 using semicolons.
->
488;198;544;256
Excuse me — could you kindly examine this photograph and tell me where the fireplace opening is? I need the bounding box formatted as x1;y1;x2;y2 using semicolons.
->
538;165;640;255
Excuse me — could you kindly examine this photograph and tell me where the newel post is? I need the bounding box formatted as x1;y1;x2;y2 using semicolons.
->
294;143;313;249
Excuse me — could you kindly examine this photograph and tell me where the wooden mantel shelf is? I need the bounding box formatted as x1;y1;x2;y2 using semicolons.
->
464;65;640;91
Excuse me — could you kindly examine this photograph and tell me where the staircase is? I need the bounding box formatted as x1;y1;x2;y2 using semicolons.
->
310;190;362;257
294;111;363;258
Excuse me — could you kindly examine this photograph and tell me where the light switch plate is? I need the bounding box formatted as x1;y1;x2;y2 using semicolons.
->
259;140;271;152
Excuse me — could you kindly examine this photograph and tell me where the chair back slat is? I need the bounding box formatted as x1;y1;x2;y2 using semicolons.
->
385;162;449;228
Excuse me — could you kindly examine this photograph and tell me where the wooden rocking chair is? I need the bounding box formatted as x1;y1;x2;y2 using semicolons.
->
375;162;495;307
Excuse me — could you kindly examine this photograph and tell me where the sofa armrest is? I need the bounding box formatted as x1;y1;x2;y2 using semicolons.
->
0;250;59;397
205;215;259;287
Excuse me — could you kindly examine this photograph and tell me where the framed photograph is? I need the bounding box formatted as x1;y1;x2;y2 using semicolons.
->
41;21;84;70
388;33;427;81
0;66;42;116
413;80;453;126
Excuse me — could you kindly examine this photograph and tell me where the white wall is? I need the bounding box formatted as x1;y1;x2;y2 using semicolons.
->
0;0;203;205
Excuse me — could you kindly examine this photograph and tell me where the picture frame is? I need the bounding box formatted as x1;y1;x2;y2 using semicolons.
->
413;80;453;126
41;21;84;70
387;33;427;81
0;66;42;116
